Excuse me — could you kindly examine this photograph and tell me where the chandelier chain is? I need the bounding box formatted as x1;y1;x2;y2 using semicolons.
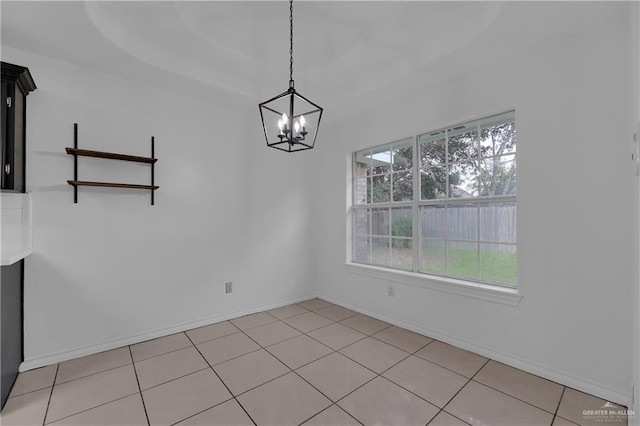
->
289;0;294;84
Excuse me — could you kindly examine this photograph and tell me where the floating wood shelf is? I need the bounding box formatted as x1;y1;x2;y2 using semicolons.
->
67;181;159;190
66;123;158;205
65;148;157;164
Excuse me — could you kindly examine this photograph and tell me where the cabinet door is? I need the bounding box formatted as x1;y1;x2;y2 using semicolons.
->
1;77;28;192
0;261;23;409
1;82;19;191
1;81;8;189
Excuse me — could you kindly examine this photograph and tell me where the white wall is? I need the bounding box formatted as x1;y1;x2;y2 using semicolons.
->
633;0;640;421
314;3;635;405
2;47;316;369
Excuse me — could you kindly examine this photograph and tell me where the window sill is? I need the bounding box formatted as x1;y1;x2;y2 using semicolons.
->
343;263;522;306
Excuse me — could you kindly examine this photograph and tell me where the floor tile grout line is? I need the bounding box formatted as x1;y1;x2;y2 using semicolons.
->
128;346;151;426
342;343;412;378
243;325;306;347
262;331;333;356
331;372;379;409
40;363;59;426
229;311;282;332
263;340;333;371
184;331;258;426
413;351;485;380
281;318;338;335
367;333;434;355
167;397;236;426
466;354;567;416
266;305;311;320
437;358;492;425
230;318;363;421
303;323;373;353
43;391;140;425
427;407;473;426
468;376;564;415
137;366;211;393
314;311;359;322
295;401;364;426
131;340;195;364
6;383;56;400
551;386;568;425
190;328;248;347
53;361;133;387
187;321;241;337
336;317;394;336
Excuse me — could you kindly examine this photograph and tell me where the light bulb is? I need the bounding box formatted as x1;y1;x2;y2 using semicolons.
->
294;121;300;134
299;115;306;128
282;113;289;126
277;118;283;131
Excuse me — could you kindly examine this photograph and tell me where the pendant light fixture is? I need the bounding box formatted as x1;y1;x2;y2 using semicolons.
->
259;0;323;152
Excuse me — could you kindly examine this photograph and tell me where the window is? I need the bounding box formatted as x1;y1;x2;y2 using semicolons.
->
352;111;517;288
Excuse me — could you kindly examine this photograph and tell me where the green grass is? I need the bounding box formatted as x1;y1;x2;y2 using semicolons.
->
372;244;517;286
423;246;517;286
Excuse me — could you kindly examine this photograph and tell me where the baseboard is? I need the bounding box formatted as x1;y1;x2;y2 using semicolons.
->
317;293;630;407
20;293;315;372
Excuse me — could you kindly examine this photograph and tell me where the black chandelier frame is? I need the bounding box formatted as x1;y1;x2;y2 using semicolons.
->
258;0;323;153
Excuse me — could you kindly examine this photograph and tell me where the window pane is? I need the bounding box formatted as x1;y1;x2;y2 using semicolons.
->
479;202;516;243
480;119;516;158
392;238;412;271
392;171;413;201
371;208;390;236
421;239;446;275
449;161;479;198
419;136;445;167
447;203;478;241
480;154;516;197
372;174;391;203
420;167;447;200
371;146;392;175
420;205;445;239
354;209;370;236
354;177;367;205
447;241;478;280
353;236;371;264
352;110;516;287
372;237;391;267
448;128;477;163
480;243;517;286
391;207;412;237
392;139;413;172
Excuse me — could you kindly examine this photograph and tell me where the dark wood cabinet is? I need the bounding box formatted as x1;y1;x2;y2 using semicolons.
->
0;62;35;410
1;62;36;192
1;262;23;408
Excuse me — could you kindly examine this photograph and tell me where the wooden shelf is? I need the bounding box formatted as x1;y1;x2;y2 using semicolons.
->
67;180;159;190
65;147;157;164
67;123;158;205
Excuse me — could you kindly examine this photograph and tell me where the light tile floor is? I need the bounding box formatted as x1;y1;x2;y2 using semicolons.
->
1;299;628;426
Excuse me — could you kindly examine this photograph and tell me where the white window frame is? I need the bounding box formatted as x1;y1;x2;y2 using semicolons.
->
347;110;521;306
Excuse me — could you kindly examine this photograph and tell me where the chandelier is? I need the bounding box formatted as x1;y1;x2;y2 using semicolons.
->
258;0;323;152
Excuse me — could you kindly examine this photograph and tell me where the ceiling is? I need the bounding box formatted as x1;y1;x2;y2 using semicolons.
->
1;1;615;122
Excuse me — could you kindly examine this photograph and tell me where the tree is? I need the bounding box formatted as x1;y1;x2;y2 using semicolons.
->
477;122;516;196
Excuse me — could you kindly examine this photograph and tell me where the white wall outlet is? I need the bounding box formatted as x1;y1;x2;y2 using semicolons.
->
387;285;395;297
225;282;233;294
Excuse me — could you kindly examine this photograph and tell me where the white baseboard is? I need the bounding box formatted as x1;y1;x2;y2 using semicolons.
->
19;294;315;372
317;293;630;407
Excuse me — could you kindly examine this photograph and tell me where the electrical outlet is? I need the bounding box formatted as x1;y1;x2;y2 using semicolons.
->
225;282;233;294
387;285;395;297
